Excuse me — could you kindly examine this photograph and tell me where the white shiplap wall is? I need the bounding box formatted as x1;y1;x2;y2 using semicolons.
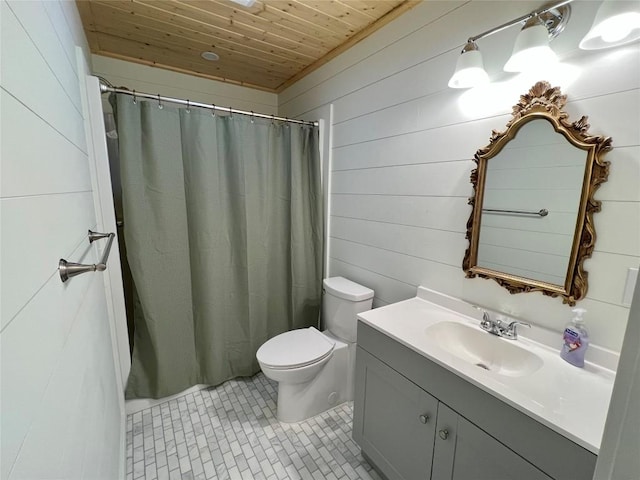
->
1;2;123;479
91;55;278;115
279;0;640;354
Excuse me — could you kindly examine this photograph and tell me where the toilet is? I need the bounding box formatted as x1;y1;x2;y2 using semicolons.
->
256;277;374;423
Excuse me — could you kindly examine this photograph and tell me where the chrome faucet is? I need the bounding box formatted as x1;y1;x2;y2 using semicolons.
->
475;307;531;340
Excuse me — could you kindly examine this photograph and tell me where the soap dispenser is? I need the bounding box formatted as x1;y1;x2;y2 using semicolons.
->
560;308;589;368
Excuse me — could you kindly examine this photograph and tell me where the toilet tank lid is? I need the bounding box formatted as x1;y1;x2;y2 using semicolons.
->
323;277;374;302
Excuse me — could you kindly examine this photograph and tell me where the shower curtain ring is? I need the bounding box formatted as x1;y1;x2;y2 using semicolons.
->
211;104;216;117
132;90;137;105
271;114;275;125
157;94;163;110
186;99;190;113
228;106;233;118
251;111;254;123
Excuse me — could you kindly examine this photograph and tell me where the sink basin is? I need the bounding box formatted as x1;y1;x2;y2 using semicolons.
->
424;321;543;377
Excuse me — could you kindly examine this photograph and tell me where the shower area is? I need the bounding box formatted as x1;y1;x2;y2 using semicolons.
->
102;87;324;400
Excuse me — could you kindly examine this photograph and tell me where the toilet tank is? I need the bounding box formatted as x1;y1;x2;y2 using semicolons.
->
322;277;374;342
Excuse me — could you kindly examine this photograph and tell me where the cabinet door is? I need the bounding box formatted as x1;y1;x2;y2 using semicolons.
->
354;349;438;480
432;404;553;480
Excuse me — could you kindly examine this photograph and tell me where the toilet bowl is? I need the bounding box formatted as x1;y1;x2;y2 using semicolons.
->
256;277;374;423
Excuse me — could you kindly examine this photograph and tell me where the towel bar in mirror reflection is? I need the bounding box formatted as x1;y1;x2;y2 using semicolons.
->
482;208;548;217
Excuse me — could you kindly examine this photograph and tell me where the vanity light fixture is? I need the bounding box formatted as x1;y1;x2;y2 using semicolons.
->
448;0;572;88
580;0;640;50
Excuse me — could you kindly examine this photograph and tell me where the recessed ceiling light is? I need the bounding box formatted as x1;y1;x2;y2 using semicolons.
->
229;0;256;7
201;51;220;61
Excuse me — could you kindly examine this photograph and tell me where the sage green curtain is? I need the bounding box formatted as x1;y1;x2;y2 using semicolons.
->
114;94;323;399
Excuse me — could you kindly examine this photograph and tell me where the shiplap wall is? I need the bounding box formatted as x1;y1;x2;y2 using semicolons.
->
1;2;122;479
279;0;640;354
91;55;278;115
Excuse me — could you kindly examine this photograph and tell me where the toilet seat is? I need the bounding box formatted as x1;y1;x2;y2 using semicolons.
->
256;327;334;370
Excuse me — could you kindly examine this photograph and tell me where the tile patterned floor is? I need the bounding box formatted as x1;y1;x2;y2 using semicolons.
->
126;373;381;480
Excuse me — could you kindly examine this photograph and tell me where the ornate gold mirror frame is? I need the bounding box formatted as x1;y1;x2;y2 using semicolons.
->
463;81;612;305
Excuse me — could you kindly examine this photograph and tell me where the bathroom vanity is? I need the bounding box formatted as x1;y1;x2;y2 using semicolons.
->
353;288;615;480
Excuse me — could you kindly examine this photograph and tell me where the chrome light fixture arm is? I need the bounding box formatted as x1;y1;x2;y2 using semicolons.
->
468;0;573;44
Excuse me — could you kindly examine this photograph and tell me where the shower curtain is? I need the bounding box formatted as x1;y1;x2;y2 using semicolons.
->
112;94;323;399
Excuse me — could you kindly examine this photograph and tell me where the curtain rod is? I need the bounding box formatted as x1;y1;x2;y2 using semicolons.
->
99;83;318;127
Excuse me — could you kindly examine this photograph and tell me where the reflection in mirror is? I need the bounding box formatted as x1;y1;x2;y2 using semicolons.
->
463;81;612;305
477;119;586;285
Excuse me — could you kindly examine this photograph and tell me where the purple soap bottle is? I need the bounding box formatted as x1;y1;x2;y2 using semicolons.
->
560;308;589;368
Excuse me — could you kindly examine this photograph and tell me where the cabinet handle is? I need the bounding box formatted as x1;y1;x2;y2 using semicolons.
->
438;429;449;440
419;414;429;424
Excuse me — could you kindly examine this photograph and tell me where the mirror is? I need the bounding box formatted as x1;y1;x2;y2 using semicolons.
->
463;81;612;305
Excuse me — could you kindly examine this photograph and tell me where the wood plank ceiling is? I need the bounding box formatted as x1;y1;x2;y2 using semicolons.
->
76;0;418;92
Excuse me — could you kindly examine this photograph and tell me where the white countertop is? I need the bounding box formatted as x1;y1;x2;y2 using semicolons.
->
357;288;615;454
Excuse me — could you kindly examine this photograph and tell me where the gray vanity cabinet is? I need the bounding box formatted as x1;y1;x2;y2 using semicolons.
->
354;347;551;480
353;321;597;480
